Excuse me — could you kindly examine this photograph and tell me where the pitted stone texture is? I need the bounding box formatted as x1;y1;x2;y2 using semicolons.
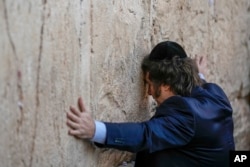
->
0;0;249;167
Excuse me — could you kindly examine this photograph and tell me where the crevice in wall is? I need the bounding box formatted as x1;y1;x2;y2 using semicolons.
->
29;1;47;167
3;0;17;59
89;0;95;115
53;117;65;167
90;0;94;53
16;70;24;133
79;0;84;60
3;0;25;134
22;158;27;167
149;0;156;47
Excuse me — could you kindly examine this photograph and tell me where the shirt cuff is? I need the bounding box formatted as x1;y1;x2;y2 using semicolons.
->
198;73;205;80
91;120;107;144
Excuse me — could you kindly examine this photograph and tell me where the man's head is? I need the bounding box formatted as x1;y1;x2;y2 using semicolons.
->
142;41;202;104
148;41;188;61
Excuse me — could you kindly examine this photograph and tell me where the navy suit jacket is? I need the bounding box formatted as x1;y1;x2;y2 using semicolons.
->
100;83;235;167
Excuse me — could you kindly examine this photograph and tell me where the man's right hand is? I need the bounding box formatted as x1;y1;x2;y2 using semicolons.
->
66;97;95;139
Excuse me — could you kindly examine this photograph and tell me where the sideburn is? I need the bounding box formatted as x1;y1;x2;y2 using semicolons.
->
153;83;162;98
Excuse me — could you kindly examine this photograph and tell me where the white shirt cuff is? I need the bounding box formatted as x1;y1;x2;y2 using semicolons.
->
198;73;205;80
91;120;107;144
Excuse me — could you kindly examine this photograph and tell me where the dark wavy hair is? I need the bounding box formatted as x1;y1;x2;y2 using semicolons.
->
141;55;202;96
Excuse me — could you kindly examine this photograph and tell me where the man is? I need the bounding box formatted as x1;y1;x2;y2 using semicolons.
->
66;41;235;167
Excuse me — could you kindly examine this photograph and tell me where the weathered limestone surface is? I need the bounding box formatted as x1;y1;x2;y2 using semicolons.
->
0;0;249;167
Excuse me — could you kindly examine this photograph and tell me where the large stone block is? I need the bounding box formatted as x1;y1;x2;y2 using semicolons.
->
0;0;249;167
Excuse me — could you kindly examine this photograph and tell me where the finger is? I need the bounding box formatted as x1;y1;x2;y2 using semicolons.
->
67;111;80;122
194;54;199;64
68;129;81;136
199;56;204;65
78;97;86;112
66;119;79;129
70;106;81;117
194;54;198;60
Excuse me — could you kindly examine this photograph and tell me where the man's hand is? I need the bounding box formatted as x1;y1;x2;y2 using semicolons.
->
66;97;95;139
195;55;207;76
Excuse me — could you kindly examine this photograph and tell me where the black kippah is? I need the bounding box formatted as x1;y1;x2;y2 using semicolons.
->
149;41;187;61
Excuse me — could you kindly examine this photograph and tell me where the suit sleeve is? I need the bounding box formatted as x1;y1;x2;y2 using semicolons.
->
102;108;195;153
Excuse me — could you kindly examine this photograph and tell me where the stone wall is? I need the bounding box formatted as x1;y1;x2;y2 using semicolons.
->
0;0;249;167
